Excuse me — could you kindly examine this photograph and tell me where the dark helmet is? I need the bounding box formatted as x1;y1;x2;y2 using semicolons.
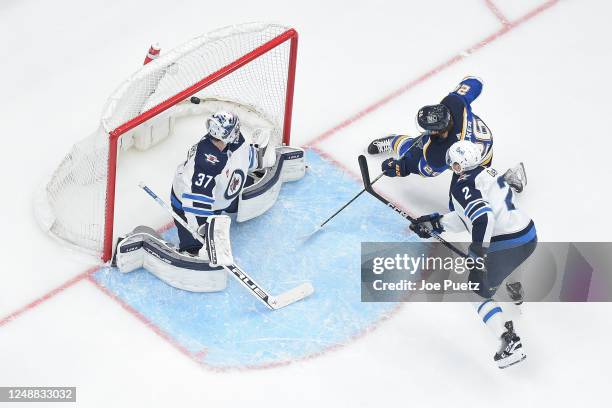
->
417;104;451;132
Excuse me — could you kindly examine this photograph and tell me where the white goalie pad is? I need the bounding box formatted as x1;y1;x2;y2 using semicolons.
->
114;226;227;292
200;215;234;267
237;146;306;222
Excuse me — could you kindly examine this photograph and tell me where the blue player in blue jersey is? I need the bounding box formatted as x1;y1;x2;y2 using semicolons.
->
409;141;537;369
368;77;499;181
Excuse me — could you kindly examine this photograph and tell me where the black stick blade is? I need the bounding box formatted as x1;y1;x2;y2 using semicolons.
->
358;155;371;190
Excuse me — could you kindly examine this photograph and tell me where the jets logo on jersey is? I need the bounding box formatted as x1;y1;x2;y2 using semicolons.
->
205;153;219;165
224;169;245;200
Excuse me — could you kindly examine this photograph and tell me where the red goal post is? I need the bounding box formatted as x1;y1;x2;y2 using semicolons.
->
36;23;298;262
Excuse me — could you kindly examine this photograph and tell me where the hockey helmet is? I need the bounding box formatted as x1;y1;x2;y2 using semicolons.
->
417;104;451;132
207;111;240;144
446;140;482;174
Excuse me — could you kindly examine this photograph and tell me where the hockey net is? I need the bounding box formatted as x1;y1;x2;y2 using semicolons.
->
35;23;298;261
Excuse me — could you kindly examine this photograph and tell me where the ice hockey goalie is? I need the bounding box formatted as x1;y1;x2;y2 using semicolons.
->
113;110;305;292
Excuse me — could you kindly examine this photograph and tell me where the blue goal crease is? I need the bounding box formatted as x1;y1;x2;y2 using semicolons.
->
93;149;417;369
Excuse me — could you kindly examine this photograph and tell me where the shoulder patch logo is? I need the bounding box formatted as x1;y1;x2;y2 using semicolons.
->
205;153;220;165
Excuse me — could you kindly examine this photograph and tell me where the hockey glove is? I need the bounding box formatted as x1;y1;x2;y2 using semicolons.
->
409;213;444;239
381;157;410;177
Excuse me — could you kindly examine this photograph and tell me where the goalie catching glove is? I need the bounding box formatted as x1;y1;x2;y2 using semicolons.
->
250;128;277;171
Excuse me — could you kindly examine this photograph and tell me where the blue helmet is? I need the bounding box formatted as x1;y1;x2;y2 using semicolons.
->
207;111;240;144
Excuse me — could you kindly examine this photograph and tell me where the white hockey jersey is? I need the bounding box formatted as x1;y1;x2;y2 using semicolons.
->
441;166;536;252
171;133;257;229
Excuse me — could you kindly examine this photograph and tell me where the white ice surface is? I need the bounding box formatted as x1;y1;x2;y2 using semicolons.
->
1;0;611;406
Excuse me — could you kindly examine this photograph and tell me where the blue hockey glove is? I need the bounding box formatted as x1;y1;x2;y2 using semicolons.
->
381;157;410;177
409;213;444;239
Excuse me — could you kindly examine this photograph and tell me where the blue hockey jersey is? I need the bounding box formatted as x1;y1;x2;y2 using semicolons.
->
393;77;494;177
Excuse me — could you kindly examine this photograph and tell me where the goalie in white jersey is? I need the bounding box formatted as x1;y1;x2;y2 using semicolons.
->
410;140;537;369
170;111;274;255
113;110;305;293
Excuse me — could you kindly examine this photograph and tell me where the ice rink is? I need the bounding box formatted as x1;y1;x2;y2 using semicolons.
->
1;0;611;406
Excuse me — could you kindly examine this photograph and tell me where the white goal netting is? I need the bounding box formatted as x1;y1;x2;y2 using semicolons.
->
35;23;297;260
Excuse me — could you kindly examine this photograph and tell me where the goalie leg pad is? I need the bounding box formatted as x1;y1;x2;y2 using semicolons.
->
115;226;227;292
201;215;234;267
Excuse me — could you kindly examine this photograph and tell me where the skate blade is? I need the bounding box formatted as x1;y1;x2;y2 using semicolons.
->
498;353;527;369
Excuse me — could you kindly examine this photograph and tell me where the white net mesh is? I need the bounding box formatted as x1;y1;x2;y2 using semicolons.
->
36;23;295;259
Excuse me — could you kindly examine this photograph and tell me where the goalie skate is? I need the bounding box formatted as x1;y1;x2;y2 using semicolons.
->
367;135;394;155
494;321;527;369
504;162;527;193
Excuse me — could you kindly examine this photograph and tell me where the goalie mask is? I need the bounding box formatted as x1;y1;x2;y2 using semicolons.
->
207;111;241;144
446;140;482;174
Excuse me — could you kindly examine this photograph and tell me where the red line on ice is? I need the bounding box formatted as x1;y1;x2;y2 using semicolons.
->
484;0;511;26
304;0;558;148
1;0;558;371
0;270;92;327
85;273;203;366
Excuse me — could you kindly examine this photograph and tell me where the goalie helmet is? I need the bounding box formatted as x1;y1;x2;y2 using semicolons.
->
446;140;482;174
207;111;240;144
417;104;451;132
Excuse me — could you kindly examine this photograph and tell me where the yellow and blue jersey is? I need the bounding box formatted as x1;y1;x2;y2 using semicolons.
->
392;77;494;177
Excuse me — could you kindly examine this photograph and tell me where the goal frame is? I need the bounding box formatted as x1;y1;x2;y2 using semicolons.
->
101;28;298;261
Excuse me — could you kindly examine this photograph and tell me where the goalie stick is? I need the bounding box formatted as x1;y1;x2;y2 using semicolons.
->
137;182;314;310
357;155;469;259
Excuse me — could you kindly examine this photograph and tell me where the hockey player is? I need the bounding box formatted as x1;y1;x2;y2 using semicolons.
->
169;110;274;256
113;110;306;292
409;141;537;368
368;77;495;179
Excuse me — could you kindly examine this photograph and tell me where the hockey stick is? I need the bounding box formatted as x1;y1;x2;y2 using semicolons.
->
138;183;314;310
357;155;469;258
302;173;383;239
305;134;426;239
